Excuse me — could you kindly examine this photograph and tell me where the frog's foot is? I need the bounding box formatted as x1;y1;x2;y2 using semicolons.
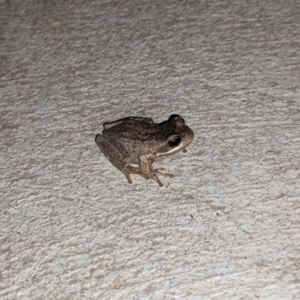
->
152;169;174;187
127;166;174;187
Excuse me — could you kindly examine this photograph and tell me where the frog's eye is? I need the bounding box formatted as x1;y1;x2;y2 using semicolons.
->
168;136;181;147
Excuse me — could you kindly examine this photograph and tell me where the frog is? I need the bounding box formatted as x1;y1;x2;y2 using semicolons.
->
95;114;194;187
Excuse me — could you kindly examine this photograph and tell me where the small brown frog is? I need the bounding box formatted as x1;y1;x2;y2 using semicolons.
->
95;114;194;186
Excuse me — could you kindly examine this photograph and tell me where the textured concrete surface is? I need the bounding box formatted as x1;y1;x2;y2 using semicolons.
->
1;0;300;299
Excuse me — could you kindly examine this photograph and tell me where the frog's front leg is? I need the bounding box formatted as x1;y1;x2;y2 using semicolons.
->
128;154;174;187
95;134;133;184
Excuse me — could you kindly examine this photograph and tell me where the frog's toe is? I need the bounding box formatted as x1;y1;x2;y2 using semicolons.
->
149;171;175;187
151;174;164;187
122;169;133;184
125;175;133;184
123;166;145;184
154;169;174;178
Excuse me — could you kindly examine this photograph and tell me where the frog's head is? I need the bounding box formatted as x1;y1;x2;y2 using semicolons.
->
156;115;194;157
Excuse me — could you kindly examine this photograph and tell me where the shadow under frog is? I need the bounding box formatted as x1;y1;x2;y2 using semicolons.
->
95;114;194;187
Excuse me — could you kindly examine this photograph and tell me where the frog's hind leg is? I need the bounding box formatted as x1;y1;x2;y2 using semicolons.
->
95;135;174;186
95;134;133;184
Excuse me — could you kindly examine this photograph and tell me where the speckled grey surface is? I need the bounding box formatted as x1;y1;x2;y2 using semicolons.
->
1;0;300;299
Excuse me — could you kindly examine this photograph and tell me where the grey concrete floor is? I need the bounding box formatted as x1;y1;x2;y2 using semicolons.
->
1;0;300;299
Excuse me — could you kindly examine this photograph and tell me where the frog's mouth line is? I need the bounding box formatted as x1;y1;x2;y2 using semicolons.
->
156;135;194;158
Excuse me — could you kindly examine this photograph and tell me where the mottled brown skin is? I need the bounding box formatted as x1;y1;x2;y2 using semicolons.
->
95;115;194;186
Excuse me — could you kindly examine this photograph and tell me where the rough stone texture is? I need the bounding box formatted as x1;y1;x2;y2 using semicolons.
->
1;0;299;299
